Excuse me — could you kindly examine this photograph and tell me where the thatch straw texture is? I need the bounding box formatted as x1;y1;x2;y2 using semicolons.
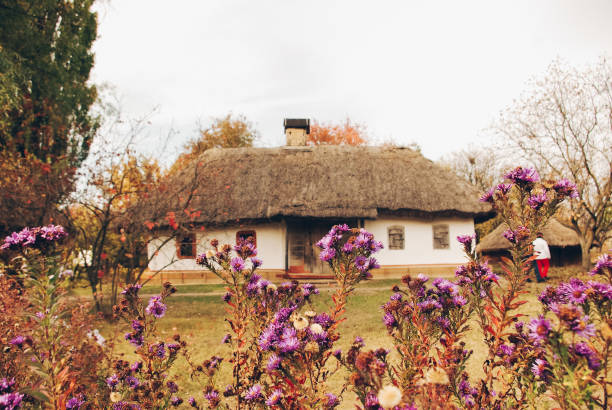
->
177;145;492;226
477;218;580;252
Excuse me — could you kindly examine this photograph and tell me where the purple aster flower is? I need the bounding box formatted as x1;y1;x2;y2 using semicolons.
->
383;312;396;328
502;229;516;243
0;392;24;409
145;296;167;318
496;183;513;194
39;224;67;241
9;336;25;348
354;336;365;347
314;313;333;329
497;344;515;357
504;166;539;185
222;292;232;303
131;320;144;332
267;354;282;371
527;193;547;210
587;281;612;301
265;389;283;406
573;342;601;370
332;349;342;359
369;239;384;253
319;247;336;262
188;396;197;407
354;255;368;272
342;241;355;254
325;393;340;408
457;234;475;247
570;315;596;338
170;396;183;407
149;342;166;359
415;273;429;283
528;316;551;343
301;283;319;297
531;358;551;381
125;376;140;389
559;278;588;304
390;292;403;301
244;384;262;401
418;299;442;313
121;283;142;295
279;328;300;354
553;178;579;199
365;391;379;407
125;332;144;347
259;326;278;351
167;381;179;393
274;306;295;323
437;317;451;329
479;188;495;203
251;257;262;268
538;285;565;307
106;374;119;389
590;254;612;276
66;394;86;409
167;343;180;354
367;257;380;271
316;234;334;249
130;361;142;373
221;334;231;344
452;294;468;307
230;257;245;272
204;390;220;406
0;378;15;395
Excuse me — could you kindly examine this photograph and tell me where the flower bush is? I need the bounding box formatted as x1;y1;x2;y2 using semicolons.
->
1;168;609;409
1;225;108;409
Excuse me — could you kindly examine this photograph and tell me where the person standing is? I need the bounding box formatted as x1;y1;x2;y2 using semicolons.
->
532;232;551;282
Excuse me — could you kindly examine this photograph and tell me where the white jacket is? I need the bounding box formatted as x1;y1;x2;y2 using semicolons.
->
532;237;551;260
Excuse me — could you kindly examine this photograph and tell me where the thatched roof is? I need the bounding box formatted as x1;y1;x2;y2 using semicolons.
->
177;145;492;226
477;218;580;252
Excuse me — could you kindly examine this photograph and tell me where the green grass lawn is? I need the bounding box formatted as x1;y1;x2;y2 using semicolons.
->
99;277;555;409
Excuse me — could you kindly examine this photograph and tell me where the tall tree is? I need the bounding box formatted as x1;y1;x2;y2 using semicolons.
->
307;117;368;146
0;0;98;233
493;58;612;268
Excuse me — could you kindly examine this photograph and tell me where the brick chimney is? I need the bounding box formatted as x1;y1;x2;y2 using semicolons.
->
284;118;310;146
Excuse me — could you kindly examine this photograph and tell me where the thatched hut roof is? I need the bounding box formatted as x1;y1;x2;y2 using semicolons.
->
477;218;580;252
177;145;492;226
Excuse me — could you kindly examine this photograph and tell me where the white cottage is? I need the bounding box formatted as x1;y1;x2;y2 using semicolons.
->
146;119;492;282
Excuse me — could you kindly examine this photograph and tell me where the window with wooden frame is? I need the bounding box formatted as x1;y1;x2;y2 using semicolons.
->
176;233;197;258
387;225;405;250
236;230;256;247
432;224;450;249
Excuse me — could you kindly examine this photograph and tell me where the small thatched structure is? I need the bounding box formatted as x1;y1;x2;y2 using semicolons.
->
177;145;492;226
477;218;581;266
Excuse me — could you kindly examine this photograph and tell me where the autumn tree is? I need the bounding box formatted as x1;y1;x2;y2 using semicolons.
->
62;104;202;311
492;58;612;268
187;113;259;154
0;0;98;234
307;117;368;146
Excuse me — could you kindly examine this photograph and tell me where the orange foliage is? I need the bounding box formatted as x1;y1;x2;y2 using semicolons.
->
307;118;368;146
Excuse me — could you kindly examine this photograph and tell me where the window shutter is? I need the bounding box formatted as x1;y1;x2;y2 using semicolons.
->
388;225;405;250
433;224;450;249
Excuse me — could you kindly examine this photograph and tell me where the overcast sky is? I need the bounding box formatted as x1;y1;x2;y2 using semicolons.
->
91;0;612;162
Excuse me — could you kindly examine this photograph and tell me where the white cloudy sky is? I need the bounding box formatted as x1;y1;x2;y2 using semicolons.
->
91;0;612;162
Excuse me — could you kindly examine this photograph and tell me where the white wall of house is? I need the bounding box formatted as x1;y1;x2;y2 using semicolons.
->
147;222;286;271
148;217;475;272
364;217;474;266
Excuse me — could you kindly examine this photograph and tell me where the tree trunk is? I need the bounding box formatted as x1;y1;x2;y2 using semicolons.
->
578;231;594;270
